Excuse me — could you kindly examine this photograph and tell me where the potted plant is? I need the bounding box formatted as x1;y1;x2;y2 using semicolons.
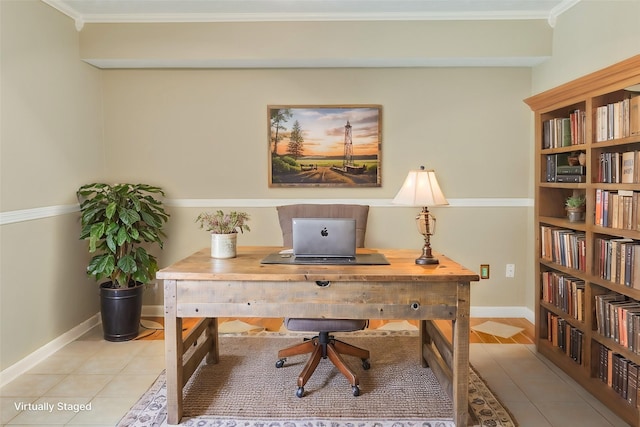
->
565;194;586;223
195;210;250;258
77;183;169;341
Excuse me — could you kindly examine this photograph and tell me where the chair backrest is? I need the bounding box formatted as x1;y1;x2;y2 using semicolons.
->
277;204;369;248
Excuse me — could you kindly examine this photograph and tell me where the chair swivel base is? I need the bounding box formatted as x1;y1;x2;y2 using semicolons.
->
276;332;370;398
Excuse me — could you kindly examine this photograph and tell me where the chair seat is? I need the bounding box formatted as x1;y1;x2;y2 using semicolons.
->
284;318;368;333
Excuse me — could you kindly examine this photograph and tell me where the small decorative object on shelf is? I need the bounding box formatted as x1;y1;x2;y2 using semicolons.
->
565;194;586;222
196;210;250;259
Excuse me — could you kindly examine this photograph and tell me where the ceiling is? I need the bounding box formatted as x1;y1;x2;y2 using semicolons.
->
43;0;580;30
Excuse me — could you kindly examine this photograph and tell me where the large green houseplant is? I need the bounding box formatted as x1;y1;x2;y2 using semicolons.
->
77;183;169;341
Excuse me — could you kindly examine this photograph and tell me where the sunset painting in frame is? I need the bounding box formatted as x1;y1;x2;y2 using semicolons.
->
268;105;381;187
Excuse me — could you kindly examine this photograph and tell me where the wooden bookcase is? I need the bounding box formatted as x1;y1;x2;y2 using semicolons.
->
526;55;640;426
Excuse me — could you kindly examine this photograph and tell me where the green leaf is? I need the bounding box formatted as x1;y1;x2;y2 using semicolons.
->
119;208;140;226
106;233;116;253
116;226;128;246
117;255;137;274
105;202;117;219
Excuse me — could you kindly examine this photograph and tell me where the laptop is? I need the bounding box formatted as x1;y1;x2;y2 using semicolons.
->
292;218;356;262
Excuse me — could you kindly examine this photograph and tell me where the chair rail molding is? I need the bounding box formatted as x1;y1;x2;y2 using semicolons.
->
0;198;533;225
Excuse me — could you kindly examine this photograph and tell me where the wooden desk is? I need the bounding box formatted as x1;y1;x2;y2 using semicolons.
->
158;246;479;426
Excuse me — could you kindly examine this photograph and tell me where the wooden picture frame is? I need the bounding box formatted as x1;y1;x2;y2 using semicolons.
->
268;105;382;187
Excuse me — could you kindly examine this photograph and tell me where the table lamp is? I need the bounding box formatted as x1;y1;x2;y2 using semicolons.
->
392;166;448;265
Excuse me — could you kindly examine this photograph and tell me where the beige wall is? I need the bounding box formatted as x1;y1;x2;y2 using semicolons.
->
100;66;532;310
532;0;640;94
0;0;104;371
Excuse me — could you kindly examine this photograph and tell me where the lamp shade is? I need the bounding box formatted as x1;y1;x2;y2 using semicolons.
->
392;167;448;207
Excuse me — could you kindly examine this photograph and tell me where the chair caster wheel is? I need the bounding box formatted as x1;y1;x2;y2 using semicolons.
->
275;359;285;368
362;359;370;370
296;387;305;398
352;385;360;396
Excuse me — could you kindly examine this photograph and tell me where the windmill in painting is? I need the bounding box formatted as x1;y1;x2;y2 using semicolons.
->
268;105;381;187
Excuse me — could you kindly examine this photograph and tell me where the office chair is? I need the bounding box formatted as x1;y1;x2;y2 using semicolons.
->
275;204;371;398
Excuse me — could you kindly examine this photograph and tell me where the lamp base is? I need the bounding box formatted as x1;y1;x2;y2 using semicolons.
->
415;255;439;265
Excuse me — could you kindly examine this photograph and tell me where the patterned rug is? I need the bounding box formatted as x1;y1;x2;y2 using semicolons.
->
118;332;516;427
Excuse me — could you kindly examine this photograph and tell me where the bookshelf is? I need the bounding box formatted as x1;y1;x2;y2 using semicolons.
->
526;55;640;426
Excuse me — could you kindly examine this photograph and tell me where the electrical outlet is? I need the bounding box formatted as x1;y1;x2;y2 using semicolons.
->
506;264;515;278
480;264;490;279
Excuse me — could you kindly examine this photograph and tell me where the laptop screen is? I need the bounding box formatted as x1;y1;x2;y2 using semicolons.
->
292;218;356;258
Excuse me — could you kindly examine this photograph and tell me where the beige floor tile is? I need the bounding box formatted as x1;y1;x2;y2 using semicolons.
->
534;401;617;427
65;396;138;425
6;397;91;425
499;401;553;427
120;354;165;374
74;356;129;375
44;375;112;398
0;397;36;424
0;374;65;397
96;374;158;398
27;354;90;375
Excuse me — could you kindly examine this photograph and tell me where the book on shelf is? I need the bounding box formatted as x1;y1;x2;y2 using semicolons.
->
623;151;637;184
632;96;640;136
594;237;640;287
557;165;586;175
541;271;585;321
540;225;586;271
598;343;640;407
596;98;633;142
546;312;583;363
543;112;586;148
556;175;586;183
594;189;640;231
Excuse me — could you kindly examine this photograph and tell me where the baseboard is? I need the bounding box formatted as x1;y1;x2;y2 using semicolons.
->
470;306;534;324
0;314;101;388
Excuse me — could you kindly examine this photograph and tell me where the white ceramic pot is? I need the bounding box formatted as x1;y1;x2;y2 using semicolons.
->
211;233;237;258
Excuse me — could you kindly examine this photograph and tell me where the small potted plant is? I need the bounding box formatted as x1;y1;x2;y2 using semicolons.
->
77;183;169;341
565;194;586;223
196;210;250;258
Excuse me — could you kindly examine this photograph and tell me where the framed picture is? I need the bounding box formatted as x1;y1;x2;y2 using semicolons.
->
268;105;382;187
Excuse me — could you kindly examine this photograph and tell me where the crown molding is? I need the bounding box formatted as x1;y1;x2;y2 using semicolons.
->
42;0;581;31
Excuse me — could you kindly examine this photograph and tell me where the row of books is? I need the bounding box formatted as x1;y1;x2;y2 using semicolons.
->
540;225;586;271
544;153;586;183
598;343;640;407
594;237;640;288
547;312;583;364
595;294;640;351
542;109;586;149
597;151;640;184
595;189;640;231
541;271;585;321
595;97;640;142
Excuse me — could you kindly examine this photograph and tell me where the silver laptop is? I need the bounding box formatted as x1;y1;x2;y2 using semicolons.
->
292;218;356;259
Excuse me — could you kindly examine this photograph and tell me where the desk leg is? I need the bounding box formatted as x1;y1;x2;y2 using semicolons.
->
419;320;431;368
452;281;470;427
206;318;219;364
164;279;183;425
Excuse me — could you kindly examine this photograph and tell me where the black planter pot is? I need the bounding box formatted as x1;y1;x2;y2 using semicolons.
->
99;282;144;342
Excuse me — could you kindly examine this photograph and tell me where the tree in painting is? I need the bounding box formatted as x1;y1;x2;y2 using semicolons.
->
270;108;292;154
287;120;305;159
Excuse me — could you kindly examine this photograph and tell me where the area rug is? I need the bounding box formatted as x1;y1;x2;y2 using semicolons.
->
118;332;516;427
471;321;524;339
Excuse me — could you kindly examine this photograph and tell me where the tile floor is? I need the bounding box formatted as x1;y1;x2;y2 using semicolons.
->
0;324;631;426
